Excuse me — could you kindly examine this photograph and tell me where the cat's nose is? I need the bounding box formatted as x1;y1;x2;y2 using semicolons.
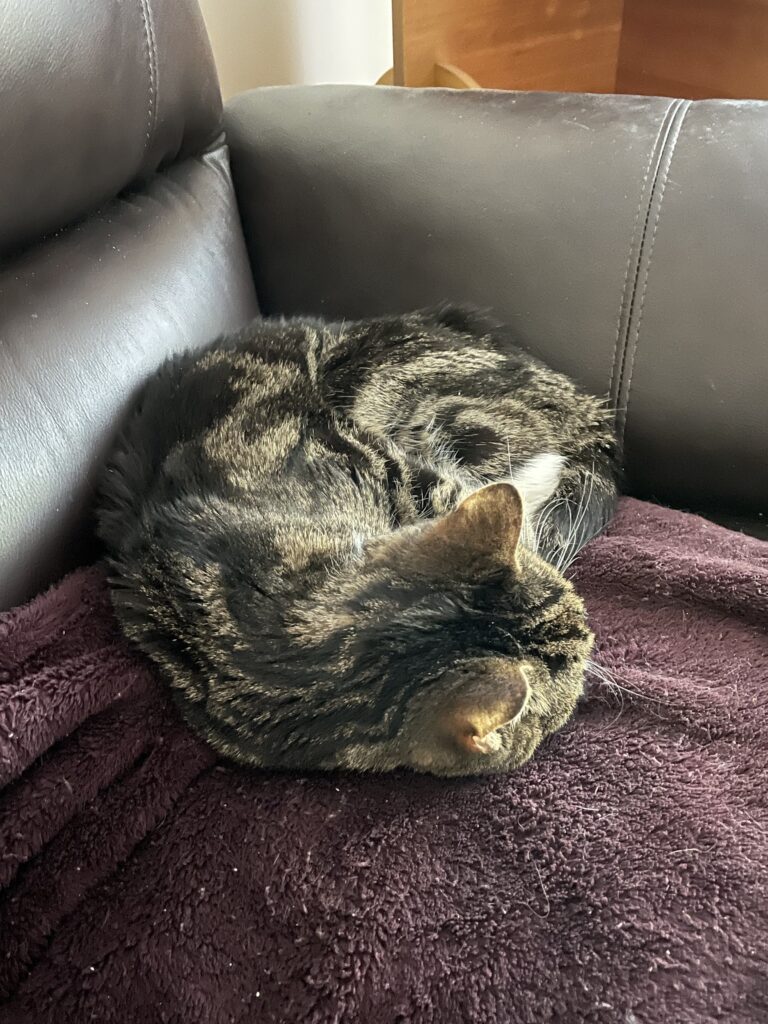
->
442;659;529;755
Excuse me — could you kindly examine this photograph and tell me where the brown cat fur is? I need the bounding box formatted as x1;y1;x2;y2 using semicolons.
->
98;307;618;776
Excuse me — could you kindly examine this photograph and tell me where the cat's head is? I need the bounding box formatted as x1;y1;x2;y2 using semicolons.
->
291;483;592;776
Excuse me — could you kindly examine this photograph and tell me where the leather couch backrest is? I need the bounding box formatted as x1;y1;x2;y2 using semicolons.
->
227;86;768;522
0;0;259;610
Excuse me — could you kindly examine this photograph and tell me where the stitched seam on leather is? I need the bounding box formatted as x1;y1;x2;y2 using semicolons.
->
610;108;671;401
137;0;157;150
614;99;685;436
145;0;160;138
621;100;692;445
608;102;676;411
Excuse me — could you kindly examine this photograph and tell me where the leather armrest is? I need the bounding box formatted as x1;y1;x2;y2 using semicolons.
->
226;85;768;517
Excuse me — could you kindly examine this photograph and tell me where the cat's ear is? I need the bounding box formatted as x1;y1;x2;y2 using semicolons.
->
438;662;529;755
428;482;524;570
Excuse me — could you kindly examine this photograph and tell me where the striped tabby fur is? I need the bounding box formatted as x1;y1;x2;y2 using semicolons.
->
98;307;618;776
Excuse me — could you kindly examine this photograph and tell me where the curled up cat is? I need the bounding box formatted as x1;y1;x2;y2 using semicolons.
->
97;306;619;777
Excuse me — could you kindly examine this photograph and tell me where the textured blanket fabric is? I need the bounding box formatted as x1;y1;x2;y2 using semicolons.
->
1;499;767;1023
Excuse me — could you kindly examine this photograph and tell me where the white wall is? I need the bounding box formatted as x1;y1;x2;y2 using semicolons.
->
198;0;393;99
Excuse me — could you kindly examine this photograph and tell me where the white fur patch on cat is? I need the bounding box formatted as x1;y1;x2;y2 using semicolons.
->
507;452;565;515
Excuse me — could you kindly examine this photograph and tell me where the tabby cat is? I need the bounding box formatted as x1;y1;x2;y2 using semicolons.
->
98;307;618;776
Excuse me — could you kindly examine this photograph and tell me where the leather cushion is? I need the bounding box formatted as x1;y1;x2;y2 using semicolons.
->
0;0;222;259
0;146;258;610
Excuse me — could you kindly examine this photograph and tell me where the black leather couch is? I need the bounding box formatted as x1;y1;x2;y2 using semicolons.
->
1;1;766;607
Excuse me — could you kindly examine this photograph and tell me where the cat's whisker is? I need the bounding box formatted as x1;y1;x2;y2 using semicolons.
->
553;495;577;572
556;462;599;573
561;466;595;570
585;659;672;708
531;495;567;557
530;503;548;554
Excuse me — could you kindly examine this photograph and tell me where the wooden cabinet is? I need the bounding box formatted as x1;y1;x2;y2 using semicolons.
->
380;0;768;99
618;0;768;99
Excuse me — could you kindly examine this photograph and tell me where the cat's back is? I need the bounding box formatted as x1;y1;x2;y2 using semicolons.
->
97;319;324;550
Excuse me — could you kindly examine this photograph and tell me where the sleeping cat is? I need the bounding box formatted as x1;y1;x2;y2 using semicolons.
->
97;306;618;776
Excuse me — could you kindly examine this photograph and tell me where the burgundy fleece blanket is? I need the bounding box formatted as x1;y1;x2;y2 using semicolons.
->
1;499;767;1024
